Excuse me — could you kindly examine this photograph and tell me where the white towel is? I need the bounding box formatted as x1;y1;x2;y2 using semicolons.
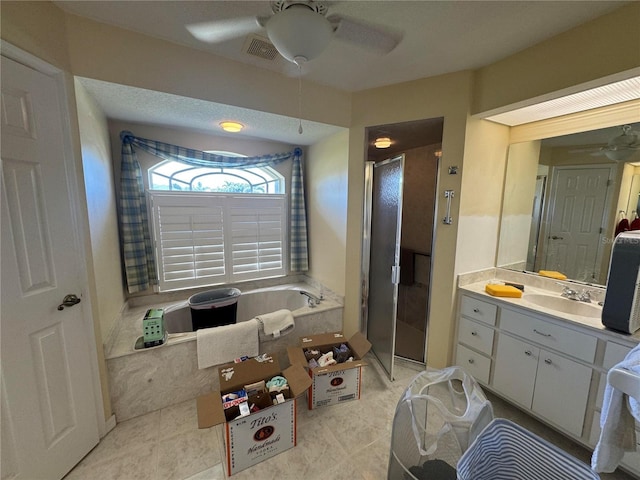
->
196;319;259;369
592;343;640;473
256;309;294;338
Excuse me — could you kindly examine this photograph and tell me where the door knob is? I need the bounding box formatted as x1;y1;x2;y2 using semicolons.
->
550;235;564;240
58;294;81;311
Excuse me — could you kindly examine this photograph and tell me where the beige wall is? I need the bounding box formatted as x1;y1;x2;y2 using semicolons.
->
75;81;126;343
63;14;351;128
455;118;511;276
306;130;349;296
473;3;640;116
1;1;71;70
348;71;474;368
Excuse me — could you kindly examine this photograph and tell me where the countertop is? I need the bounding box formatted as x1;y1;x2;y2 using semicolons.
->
459;281;640;345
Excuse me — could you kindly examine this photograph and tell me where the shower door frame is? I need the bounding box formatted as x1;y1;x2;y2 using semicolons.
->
361;155;405;380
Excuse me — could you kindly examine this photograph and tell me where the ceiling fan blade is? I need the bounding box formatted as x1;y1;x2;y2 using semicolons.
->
327;14;402;54
569;147;601;154
186;16;262;43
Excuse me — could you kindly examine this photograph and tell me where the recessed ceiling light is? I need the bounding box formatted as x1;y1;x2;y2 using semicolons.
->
374;137;392;148
220;121;244;133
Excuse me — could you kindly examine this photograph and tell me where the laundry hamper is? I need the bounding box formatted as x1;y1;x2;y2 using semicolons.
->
388;367;493;480
457;418;600;480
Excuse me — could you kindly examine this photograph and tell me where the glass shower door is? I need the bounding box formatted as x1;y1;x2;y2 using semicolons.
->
367;155;404;379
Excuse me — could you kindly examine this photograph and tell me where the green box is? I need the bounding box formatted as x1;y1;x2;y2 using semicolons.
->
143;308;165;347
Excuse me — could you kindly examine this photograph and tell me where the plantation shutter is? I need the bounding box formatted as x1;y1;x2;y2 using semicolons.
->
150;193;287;291
228;196;287;282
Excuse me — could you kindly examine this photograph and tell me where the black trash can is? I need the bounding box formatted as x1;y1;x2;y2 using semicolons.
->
188;288;241;331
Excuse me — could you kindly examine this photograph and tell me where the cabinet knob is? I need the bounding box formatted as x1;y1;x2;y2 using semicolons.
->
525;350;532;356
473;308;480;313
544;358;552;365
468;358;475;364
471;331;478;336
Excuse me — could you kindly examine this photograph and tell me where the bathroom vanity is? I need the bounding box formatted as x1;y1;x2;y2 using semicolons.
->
455;272;640;476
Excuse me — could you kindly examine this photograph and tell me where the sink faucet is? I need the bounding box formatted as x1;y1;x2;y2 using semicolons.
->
577;289;594;303
559;285;594;303
300;290;321;307
560;285;579;301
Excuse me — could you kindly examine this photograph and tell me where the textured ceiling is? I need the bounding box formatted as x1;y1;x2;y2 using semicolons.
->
77;78;344;146
58;1;630;146
56;1;627;92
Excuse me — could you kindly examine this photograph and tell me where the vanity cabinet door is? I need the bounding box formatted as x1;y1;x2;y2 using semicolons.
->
493;334;539;409
532;350;592;437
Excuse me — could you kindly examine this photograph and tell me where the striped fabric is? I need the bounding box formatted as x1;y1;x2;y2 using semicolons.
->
290;150;308;272
119;132;308;293
119;139;157;293
457;419;600;480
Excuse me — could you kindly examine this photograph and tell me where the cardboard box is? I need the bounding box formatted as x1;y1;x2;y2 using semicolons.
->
287;331;372;409
196;353;311;476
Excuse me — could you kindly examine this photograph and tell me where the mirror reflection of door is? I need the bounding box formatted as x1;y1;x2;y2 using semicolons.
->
541;165;613;283
527;175;547;271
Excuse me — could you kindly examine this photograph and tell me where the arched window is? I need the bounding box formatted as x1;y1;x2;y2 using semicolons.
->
148;153;284;193
146;152;288;291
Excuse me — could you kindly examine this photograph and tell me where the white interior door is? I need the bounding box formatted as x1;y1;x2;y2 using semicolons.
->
1;55;99;479
543;166;612;282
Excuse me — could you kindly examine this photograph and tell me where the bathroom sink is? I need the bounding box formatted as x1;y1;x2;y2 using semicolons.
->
524;294;602;318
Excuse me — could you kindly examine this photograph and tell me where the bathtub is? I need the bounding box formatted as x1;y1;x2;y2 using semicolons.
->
163;284;317;334
105;282;343;421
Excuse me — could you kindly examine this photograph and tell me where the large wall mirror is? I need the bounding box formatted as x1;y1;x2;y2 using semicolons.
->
497;122;640;286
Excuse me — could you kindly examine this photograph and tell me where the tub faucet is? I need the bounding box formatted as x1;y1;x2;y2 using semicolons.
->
300;291;321;307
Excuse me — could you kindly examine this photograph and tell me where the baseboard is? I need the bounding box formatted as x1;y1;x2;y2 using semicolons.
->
103;414;116;437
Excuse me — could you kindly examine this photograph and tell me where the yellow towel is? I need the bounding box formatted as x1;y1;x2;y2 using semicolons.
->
485;284;522;298
538;270;567;280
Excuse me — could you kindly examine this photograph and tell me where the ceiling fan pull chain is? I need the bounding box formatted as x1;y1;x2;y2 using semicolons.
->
297;62;304;134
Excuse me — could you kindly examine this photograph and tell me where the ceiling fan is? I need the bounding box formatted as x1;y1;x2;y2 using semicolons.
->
186;1;403;67
570;125;640;161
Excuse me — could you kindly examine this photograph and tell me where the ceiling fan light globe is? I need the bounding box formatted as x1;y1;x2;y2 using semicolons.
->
605;149;633;161
266;5;333;63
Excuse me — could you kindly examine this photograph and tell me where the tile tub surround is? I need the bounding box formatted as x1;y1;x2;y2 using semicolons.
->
106;284;343;422
67;355;635;480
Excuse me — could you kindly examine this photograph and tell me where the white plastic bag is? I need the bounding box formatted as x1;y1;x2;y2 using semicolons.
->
388;366;493;479
405;366;493;454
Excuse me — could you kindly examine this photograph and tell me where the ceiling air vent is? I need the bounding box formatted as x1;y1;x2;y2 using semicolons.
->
243;35;279;61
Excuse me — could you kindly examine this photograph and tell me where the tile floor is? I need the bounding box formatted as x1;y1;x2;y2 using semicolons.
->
65;355;636;480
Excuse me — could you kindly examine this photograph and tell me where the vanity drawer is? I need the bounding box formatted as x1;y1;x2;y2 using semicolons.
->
455;344;491;384
460;296;497;326
458;318;494;355
500;309;597;363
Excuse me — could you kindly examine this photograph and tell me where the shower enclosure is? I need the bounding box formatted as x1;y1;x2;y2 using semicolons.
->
362;135;440;379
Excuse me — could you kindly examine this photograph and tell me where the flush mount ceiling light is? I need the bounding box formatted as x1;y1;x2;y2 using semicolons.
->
219;121;244;133
374;137;392;149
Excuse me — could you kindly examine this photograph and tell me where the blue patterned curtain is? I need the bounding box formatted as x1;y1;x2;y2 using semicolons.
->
119;131;308;293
